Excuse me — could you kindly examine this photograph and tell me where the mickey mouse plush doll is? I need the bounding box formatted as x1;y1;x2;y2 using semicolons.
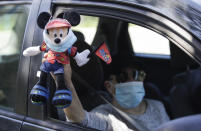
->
23;10;90;109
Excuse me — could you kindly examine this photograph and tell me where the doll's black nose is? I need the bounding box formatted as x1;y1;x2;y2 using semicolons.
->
54;38;61;44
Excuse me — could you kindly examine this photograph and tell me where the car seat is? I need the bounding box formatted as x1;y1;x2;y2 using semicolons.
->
169;67;201;118
70;31;105;111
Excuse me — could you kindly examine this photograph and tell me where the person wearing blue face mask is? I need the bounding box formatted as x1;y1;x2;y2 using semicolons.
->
63;65;170;131
112;76;146;111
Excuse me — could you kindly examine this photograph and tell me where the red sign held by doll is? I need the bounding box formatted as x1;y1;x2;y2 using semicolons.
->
95;43;112;64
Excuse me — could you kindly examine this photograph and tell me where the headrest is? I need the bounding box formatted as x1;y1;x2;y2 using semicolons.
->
173;68;201;89
73;30;85;41
170;68;201;118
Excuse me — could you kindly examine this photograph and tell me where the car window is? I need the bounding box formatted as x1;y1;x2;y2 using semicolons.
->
72;15;99;45
128;23;170;58
0;4;29;111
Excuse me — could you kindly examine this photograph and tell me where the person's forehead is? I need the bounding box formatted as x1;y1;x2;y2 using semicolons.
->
121;66;135;72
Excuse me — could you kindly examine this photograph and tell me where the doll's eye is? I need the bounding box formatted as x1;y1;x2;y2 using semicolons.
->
59;29;63;38
54;34;57;37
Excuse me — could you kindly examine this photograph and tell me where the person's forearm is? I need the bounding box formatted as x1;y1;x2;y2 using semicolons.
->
62;64;85;123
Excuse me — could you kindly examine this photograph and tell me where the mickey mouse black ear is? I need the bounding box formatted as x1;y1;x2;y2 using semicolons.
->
56;12;64;19
63;10;81;26
37;12;51;29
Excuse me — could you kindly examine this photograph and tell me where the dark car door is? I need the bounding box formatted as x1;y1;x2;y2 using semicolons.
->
0;0;31;131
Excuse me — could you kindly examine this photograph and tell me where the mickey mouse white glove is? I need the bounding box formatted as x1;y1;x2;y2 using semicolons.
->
74;49;90;67
23;46;41;57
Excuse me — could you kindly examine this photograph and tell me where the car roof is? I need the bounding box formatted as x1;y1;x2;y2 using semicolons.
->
67;0;201;42
109;0;201;41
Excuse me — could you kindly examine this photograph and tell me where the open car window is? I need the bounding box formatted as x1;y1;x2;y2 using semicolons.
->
44;3;201;130
47;13;173;127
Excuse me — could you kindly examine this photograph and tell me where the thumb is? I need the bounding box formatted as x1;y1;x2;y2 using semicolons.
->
81;49;90;57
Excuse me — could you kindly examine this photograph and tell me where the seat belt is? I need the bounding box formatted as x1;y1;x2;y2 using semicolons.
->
99;95;139;131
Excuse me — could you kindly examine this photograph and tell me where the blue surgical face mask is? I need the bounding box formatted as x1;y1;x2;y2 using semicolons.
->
43;28;77;52
115;81;145;109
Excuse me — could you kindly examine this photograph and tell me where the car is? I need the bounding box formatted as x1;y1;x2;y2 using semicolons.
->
0;0;201;130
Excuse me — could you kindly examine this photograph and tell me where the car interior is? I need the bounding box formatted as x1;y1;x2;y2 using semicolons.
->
45;8;201;125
